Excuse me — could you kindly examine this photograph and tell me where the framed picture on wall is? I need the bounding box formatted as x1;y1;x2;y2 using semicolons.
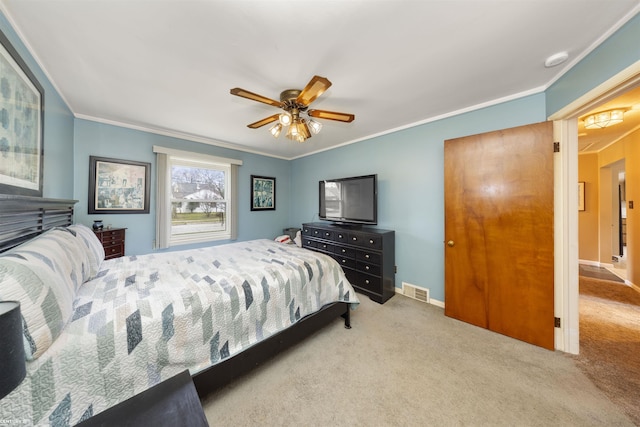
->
0;28;44;197
251;175;276;211
88;156;151;214
578;181;585;211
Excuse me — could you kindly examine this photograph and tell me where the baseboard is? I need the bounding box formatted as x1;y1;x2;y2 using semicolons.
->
578;259;600;267
395;287;445;308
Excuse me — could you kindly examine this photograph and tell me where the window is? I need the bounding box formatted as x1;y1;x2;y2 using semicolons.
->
154;146;242;248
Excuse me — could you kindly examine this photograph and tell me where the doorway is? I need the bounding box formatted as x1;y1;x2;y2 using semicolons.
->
550;61;640;354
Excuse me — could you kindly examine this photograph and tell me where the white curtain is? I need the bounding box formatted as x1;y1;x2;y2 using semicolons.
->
230;164;238;240
155;153;171;249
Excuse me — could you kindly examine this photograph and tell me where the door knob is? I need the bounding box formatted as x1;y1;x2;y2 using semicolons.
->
447;240;455;247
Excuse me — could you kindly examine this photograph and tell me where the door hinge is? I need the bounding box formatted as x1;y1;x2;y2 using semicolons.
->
553;142;560;153
554;317;561;328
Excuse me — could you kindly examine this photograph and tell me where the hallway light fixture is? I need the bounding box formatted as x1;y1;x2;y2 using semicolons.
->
583;109;628;129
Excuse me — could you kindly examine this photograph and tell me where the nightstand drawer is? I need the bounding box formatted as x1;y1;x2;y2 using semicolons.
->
99;229;125;244
104;243;125;260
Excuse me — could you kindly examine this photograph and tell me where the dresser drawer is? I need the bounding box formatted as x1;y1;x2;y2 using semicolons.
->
346;270;381;293
334;246;356;258
302;238;316;249
301;226;317;237
333;254;356;270
333;231;349;243
357;261;380;276
356;250;381;265
316;241;334;253
347;232;382;250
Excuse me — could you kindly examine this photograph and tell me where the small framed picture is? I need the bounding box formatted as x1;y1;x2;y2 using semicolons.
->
88;156;151;214
578;181;585;211
251;175;276;211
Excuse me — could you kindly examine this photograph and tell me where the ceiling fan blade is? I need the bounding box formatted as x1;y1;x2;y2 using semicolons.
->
230;88;283;108
308;109;355;123
247;114;280;129
296;76;332;106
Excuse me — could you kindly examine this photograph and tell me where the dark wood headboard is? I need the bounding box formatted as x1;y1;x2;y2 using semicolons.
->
0;195;77;253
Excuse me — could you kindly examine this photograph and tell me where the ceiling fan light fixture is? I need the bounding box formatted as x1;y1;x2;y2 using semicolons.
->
230;75;354;144
300;120;311;139
308;118;323;134
269;122;282;138
583;108;628;129
286;122;298;140
279;112;292;126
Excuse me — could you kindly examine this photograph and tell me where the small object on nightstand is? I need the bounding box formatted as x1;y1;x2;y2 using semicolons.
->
92;220;103;230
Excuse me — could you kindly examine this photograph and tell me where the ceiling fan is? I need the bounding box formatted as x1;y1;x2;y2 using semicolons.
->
230;75;355;143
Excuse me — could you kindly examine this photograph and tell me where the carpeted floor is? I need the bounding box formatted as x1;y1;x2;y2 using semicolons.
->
202;294;633;426
579;264;625;283
576;274;640;425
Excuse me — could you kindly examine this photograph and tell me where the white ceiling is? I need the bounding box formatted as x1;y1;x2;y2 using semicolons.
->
1;1;639;160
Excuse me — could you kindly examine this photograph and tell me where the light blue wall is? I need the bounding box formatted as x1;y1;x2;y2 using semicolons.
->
0;12;74;199
73;119;291;255
291;94;547;301
546;13;640;116
2;8;637;303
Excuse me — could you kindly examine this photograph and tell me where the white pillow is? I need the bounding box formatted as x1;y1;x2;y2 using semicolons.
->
0;229;84;360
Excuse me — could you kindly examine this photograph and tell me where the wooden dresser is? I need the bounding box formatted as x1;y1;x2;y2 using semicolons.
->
94;227;126;259
302;222;395;304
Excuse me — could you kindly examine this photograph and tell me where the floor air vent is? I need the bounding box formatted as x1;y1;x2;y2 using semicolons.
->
402;282;429;303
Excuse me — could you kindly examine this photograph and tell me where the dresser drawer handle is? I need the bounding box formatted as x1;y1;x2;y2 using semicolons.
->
365;254;370;259
322;244;327;249
341;249;346;253
338;234;343;238
369;239;374;244
365;265;370;270
341;259;347;263
314;230;319;235
325;232;330;236
365;279;370;284
352;237;357;241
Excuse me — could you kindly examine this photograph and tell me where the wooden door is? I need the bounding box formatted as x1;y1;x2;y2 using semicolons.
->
444;122;555;350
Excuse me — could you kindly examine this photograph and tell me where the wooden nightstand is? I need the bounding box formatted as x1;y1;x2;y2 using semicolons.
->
94;227;126;259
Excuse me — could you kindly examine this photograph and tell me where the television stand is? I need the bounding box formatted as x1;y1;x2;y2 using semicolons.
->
301;222;395;303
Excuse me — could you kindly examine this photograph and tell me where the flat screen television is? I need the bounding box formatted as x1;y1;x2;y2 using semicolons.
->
319;174;377;225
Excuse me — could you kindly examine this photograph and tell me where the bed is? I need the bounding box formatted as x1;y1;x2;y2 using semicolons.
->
0;196;359;426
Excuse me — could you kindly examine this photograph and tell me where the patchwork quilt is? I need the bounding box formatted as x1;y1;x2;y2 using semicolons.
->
0;237;358;426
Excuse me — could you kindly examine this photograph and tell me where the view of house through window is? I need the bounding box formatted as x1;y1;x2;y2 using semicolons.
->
170;160;230;241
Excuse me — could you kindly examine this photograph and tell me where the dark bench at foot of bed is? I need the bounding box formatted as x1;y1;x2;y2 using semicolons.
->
76;370;208;427
193;301;351;397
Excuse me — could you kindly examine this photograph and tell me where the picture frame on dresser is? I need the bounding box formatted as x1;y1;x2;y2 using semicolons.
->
0;28;44;198
88;156;151;214
250;175;276;211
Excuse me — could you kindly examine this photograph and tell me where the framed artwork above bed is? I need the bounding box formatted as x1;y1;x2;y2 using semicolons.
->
88;156;151;214
0;28;44;197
